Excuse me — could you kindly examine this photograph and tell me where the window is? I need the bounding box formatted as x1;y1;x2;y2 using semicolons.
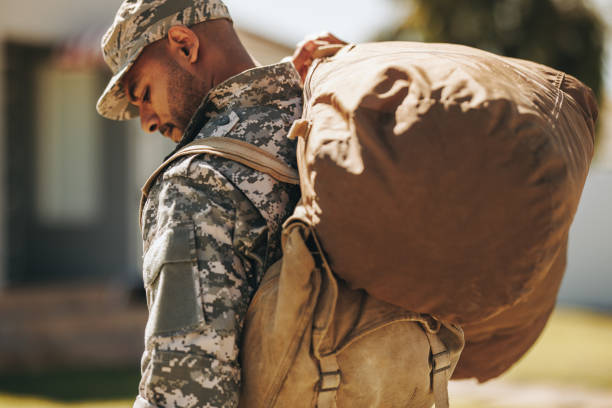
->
35;64;101;225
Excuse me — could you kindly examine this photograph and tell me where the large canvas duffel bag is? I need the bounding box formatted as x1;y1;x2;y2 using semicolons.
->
288;41;596;380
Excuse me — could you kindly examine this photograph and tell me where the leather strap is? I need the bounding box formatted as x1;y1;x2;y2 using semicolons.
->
425;330;452;408
317;354;341;408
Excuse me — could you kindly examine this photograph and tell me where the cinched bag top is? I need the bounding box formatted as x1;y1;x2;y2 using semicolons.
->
96;0;231;121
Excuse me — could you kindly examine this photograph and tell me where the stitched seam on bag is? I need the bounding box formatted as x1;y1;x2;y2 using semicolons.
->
551;72;565;123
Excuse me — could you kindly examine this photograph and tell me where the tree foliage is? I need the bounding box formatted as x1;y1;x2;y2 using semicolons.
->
382;0;605;101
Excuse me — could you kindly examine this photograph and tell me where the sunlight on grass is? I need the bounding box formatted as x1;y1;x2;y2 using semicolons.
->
453;402;539;408
448;308;612;408
0;308;609;408
0;395;132;408
501;308;612;390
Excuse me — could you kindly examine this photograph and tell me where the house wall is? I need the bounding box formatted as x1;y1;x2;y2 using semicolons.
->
0;0;118;42
558;168;612;310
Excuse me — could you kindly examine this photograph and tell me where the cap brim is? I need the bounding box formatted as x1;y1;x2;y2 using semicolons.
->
96;60;140;121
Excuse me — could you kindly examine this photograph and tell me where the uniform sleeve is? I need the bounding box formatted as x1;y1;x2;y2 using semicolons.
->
136;166;264;408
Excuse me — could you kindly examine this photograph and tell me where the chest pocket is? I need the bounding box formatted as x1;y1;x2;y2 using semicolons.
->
142;221;205;342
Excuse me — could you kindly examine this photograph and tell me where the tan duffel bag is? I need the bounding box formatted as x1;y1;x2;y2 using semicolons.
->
289;41;596;380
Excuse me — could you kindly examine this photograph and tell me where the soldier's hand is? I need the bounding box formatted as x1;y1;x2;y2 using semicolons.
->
291;32;347;84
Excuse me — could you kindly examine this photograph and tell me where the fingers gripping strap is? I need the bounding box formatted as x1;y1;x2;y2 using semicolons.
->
425;330;451;408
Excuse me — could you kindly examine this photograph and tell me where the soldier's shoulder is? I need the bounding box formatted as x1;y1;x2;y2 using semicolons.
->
142;153;238;205
160;153;225;184
141;154;239;242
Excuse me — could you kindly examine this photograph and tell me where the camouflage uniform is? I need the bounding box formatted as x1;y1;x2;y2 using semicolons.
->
96;1;303;406
135;61;303;408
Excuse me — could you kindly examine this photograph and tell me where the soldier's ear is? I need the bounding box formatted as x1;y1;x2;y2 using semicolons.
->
167;25;199;64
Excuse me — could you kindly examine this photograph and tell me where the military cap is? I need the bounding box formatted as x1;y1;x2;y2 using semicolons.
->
96;0;232;121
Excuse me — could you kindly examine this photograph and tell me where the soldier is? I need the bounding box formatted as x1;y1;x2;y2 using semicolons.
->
95;1;339;407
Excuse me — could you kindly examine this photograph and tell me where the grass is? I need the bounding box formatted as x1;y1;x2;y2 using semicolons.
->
0;308;610;408
0;396;132;408
0;367;139;408
501;307;612;390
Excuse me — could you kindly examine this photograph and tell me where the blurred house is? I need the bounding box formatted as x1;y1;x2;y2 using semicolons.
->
0;0;292;370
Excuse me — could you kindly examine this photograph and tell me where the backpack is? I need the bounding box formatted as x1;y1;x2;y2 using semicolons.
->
142;136;464;408
289;41;596;381
238;209;464;408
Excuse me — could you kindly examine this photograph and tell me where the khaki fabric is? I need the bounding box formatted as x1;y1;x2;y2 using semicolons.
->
239;209;464;407
292;41;596;380
453;235;568;381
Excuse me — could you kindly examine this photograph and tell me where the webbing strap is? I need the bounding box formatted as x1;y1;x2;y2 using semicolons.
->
425;330;452;408
142;137;299;196
139;136;300;228
317;354;341;408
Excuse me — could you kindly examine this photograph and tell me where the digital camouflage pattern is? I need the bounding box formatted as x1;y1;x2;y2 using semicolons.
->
96;0;231;121
135;61;303;408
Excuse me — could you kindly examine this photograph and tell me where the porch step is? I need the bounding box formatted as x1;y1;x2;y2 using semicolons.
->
0;285;147;371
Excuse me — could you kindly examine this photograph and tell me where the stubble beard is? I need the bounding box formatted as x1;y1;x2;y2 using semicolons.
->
167;58;206;134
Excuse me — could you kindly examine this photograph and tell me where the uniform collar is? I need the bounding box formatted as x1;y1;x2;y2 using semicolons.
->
174;61;302;153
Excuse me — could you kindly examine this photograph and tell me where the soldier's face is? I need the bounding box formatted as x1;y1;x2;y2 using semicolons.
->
123;44;205;143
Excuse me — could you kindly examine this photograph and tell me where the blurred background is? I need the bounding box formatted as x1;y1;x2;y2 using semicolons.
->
0;0;610;407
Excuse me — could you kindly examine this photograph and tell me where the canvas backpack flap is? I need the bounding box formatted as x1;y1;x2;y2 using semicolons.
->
310;273;464;408
239;208;464;408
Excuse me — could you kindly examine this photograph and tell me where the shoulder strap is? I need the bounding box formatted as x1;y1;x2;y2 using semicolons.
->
139;137;300;227
425;330;452;408
142;137;299;196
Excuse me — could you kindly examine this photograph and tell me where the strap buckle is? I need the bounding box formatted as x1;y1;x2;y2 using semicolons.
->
432;350;451;374
319;369;342;392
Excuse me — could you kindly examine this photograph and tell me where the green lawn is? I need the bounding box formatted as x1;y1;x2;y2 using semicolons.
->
0;397;133;408
0;308;610;408
0;368;138;408
502;307;612;390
